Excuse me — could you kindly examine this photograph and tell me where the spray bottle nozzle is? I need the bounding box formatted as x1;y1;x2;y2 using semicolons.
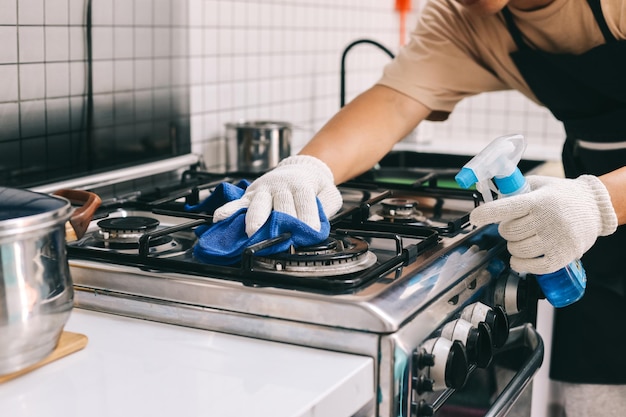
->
455;167;478;189
454;133;527;201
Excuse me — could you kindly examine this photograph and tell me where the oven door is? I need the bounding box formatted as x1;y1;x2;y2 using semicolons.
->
432;324;544;417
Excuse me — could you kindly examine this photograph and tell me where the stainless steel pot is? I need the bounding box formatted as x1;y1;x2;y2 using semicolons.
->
225;121;292;173
0;187;100;375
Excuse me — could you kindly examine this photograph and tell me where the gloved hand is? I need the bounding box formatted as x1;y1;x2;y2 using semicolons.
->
213;155;343;237
470;175;618;275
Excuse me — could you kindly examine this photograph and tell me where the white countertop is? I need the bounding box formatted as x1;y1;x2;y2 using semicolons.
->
0;309;374;417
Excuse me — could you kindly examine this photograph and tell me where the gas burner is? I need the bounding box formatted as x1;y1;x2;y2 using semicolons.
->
377;198;430;224
87;215;190;257
97;216;160;241
252;235;377;277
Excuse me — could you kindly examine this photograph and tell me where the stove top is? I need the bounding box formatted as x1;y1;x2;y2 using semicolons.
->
66;167;488;294
64;165;512;337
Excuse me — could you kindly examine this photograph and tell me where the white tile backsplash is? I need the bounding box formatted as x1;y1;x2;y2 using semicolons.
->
187;0;202;27
0;0;17;24
0;102;20;138
67;0;84;25
134;59;153;89
153;58;171;87
188;0;564;171
92;27;114;60
18;26;45;63
44;0;68;24
19;63;45;100
45;62;70;97
91;0;115;25
45;26;70;61
0;27;17;64
114;27;134;59
134;27;153;58
17;0;43;25
154;28;172;57
69;61;85;95
133;0;152;26
113;0;133;25
153;0;171;26
189;27;202;56
92;60;114;93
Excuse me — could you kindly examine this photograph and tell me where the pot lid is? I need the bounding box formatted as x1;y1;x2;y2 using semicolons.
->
0;187;72;235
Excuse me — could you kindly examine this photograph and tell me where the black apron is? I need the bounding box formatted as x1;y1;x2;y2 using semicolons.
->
502;0;626;384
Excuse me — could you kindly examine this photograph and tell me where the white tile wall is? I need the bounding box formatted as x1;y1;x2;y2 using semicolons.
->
189;0;565;171
0;0;192;187
412;91;565;160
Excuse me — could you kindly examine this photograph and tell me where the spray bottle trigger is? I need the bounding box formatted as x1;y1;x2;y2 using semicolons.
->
476;180;494;202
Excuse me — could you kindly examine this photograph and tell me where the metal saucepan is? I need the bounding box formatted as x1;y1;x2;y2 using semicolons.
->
225;120;292;173
0;187;100;375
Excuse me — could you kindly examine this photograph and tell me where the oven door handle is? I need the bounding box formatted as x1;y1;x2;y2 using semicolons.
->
484;323;544;417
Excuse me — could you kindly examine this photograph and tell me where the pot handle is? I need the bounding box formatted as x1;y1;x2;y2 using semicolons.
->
53;189;102;240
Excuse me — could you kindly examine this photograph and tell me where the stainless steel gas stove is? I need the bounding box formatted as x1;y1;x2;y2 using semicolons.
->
35;155;544;417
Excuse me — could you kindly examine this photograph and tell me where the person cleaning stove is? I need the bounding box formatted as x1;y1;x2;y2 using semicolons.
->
213;0;626;415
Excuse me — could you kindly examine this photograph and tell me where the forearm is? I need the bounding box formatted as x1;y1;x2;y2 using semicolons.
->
299;84;430;184
599;166;626;225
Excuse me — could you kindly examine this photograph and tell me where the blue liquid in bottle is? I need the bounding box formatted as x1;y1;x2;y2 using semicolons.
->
535;259;586;308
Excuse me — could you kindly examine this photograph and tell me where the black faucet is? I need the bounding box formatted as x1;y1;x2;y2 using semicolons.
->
340;39;395;108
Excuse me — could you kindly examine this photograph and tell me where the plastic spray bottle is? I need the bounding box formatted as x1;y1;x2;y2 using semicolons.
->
454;133;586;308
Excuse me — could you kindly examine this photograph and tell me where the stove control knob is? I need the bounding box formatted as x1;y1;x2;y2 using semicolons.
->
494;271;544;315
412;374;435;394
461;302;509;348
418;337;468;391
441;318;493;368
413;348;435;369
494;272;524;315
411;400;434;417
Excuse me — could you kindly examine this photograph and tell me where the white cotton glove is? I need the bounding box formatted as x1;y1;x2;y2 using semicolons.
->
213;155;343;237
469;175;618;275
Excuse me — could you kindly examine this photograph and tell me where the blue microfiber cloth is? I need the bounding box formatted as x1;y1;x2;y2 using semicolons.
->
186;180;330;266
185;179;251;215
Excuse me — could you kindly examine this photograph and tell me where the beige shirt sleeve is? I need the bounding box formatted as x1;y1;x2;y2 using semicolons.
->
377;0;626;121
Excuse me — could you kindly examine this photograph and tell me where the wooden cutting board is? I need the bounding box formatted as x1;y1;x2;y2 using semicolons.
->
0;331;88;384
